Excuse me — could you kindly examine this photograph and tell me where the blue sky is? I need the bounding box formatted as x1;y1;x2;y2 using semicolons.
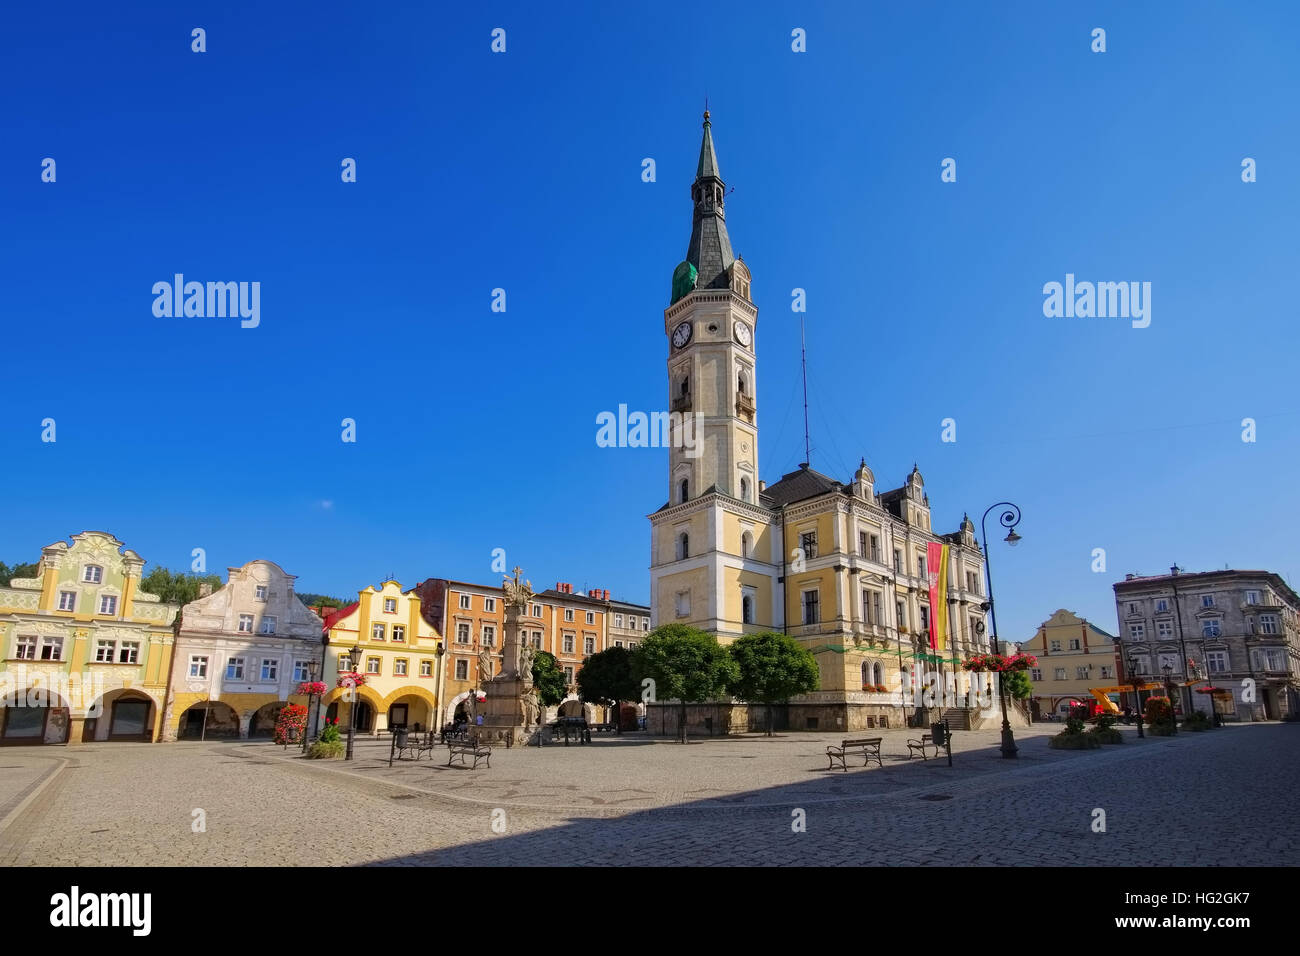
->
3;1;1297;641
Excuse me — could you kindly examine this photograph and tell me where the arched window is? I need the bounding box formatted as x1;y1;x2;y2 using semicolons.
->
874;662;884;685
678;533;689;560
679;479;688;503
738;373;746;394
861;662;871;687
742;594;753;625
741;531;753;558
739;477;750;502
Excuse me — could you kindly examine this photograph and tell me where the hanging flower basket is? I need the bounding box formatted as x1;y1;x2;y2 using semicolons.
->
296;681;328;697
962;652;1036;673
337;672;368;688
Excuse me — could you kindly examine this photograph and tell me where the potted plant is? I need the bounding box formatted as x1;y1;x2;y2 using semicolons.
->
308;717;345;758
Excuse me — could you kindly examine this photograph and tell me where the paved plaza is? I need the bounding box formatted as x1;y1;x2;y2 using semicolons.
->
2;723;1296;866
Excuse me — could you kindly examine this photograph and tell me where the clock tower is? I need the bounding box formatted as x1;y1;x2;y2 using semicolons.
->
664;110;759;508
650;111;780;639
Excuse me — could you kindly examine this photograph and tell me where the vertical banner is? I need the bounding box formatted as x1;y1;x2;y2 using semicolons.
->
927;542;950;651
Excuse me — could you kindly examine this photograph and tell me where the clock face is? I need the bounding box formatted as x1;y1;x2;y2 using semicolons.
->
734;321;752;347
672;321;692;349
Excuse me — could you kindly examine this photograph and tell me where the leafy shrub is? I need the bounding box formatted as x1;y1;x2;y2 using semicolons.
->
318;717;341;744
1049;732;1101;750
1182;711;1212;732
1063;717;1086;735
307;740;344;759
1147;719;1175;736
1144;696;1173;724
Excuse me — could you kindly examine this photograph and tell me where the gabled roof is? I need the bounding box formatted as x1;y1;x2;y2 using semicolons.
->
321;601;359;632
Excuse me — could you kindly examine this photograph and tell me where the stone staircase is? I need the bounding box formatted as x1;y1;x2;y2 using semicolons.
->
942;702;1032;731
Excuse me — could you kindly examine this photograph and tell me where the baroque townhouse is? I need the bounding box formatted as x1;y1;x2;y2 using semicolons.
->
0;532;179;744
162;560;323;740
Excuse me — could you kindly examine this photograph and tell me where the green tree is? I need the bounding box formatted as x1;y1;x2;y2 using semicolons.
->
0;561;39;587
576;646;639;732
531;650;567;708
298;593;347;611
632;623;739;743
1002;670;1032;701
727;631;820;736
137;567;224;606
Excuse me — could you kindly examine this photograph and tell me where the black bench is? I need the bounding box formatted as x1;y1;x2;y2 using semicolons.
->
907;733;940;760
446;739;492;769
826;736;883;771
389;731;435;766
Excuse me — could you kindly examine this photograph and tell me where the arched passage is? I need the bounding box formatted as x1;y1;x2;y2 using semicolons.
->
248;701;288;738
87;689;159;742
0;687;72;745
177;701;241;740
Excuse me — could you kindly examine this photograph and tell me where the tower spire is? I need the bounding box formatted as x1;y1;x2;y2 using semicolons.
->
686;108;735;292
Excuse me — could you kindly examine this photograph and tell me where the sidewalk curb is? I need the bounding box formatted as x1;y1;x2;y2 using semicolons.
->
0;755;68;834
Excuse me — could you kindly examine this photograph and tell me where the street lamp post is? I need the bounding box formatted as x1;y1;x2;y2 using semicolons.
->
1168;565;1195;721
1162;662;1177;735
980;502;1023;759
300;659;320;754
1126;656;1145;739
344;644;362;760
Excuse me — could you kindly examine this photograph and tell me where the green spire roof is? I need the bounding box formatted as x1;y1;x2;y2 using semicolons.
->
684;109;735;295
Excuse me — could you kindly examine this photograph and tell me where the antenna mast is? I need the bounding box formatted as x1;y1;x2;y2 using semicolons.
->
800;315;811;466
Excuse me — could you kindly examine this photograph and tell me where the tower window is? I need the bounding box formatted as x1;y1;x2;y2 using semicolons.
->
738;373;746;394
741;531;753;558
681;377;690;396
739;477;750;502
742;594;753;624
677;533;689;560
679;479;688;503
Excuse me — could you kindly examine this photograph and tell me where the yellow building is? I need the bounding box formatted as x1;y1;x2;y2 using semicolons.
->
318;581;443;736
648;114;990;732
1019;609;1121;719
411;577;630;724
161;560;324;740
0;532;179;744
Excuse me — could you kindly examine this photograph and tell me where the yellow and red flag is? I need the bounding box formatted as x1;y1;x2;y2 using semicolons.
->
926;542;950;651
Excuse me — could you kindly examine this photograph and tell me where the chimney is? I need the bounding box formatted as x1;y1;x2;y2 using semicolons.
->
759;480;766;492
555;582;562;592
603;589;609;600
1170;565;1181;576
1125;574;1135;581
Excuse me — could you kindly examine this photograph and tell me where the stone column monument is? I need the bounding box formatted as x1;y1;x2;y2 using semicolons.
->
478;567;541;746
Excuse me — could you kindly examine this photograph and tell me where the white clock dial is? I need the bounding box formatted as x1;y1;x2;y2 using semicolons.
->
734;321;752;347
672;321;693;349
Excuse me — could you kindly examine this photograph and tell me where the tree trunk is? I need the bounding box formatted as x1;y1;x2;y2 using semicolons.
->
767;702;774;737
679;700;687;744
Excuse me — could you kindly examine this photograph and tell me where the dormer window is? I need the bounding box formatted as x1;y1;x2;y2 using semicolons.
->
84;565;103;584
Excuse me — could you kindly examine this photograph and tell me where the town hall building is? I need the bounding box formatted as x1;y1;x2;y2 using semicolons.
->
648;112;994;732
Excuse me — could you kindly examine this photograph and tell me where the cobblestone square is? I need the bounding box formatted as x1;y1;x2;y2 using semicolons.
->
3;723;1296;866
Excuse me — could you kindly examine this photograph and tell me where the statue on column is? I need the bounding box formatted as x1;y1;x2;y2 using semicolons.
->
502;566;535;680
